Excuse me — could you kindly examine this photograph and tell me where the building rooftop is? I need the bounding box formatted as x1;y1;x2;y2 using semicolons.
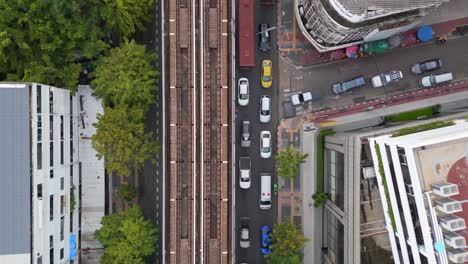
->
335;0;446;17
0;86;31;257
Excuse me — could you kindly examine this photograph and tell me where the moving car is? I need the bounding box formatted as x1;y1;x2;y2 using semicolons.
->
240;217;251;248
411;59;442;74
291;91;312;105
238;77;249;106
332;76;365;95
239;157;251;189
261;60;273;88
260;225;271;254
420;72;453;87
260;131;271;159
241;121;251;148
259;95;271;123
258;24;271;52
371;70;403;88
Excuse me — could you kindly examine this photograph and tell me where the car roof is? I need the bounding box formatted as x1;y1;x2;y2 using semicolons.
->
261;96;270;109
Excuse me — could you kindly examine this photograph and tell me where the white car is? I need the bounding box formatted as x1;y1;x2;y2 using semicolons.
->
239;218;251;248
260;131;271;159
239;157;251;189
259;95;271;123
371;70;403;88
238;78;249;106
291;92;312;106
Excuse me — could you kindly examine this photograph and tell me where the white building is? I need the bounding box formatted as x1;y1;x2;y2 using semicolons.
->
369;120;468;263
295;0;450;52
0;83;80;264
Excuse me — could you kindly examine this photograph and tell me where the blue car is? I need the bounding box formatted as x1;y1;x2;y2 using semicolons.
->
260;225;271;255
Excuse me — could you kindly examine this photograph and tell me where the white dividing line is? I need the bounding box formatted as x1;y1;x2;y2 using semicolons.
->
199;0;205;262
160;0;166;260
193;0;199;263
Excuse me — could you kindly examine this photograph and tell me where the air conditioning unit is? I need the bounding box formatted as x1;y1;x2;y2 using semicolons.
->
362;167;376;179
439;214;466;232
432;182;460;197
444;231;466;248
436;198;462;214
447;248;468;263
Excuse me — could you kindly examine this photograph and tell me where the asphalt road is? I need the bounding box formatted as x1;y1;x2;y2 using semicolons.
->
235;1;279;263
283;35;468;116
135;0;164;263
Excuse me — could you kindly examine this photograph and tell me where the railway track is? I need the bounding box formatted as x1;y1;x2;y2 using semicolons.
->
167;0;230;262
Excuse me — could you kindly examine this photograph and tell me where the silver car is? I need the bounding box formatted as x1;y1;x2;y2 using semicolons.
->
260;130;271;159
241;121;251;148
239;217;251;248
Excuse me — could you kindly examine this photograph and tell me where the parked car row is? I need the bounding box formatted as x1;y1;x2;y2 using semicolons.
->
331;58;453;95
238;217;272;255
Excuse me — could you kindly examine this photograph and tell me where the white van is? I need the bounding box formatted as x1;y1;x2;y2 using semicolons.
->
260;174;271;209
420;72;453;87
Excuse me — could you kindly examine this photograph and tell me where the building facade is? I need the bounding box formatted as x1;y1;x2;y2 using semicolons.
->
295;0;450;52
320;112;468;264
0;83;81;264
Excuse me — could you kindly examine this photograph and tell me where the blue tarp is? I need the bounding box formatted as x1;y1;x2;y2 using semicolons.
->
418;26;434;42
70;234;76;260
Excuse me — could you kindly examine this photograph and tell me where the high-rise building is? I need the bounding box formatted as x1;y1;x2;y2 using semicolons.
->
295;0;450;52
0;83;80;264
319;111;468;264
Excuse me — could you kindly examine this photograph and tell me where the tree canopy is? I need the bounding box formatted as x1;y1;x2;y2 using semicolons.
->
266;222;308;264
101;0;153;36
92;106;158;176
117;184;138;202
96;205;157;264
275;146;309;179
92;39;158;109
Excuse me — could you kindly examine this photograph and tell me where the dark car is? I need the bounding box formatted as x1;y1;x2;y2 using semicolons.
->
411;59;442;74
258;24;271;52
332;76;366;95
260;225;271;255
241;121;251;148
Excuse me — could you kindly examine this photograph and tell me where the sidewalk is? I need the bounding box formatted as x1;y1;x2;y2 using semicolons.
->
277;0;468;67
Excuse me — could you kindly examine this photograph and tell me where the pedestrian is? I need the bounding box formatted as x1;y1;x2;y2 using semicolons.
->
308;202;312;208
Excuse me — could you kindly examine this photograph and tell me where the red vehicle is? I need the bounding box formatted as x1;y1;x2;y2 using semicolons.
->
238;0;254;67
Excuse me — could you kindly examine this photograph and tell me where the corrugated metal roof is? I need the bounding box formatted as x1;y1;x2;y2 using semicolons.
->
336;0;448;16
0;86;31;255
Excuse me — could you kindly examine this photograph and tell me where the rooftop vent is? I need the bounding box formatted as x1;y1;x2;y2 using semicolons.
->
436;198;462;214
439;214;466;232
444;231;466;249
447;248;468;263
432;182;459;197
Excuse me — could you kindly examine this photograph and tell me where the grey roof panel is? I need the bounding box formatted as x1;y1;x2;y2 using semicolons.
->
0;86;31;255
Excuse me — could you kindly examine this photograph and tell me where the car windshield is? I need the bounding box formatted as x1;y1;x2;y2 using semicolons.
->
260;200;271;205
263;76;271;82
240;93;248;99
241;178;249;182
262;146;270;152
261;110;269;115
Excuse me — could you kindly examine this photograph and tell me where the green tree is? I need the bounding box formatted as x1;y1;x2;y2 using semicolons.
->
92;106;158;176
275;146;309;179
117;184;138;202
92;39;158;109
266;222;308;264
0;0;108;88
96;205;157;264
100;0;154;36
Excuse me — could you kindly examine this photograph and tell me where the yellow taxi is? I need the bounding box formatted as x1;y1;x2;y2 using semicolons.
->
261;60;272;88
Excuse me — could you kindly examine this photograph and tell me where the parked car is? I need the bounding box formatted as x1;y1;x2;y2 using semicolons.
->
411;59;442;74
241;121;251;148
420;72;453;87
332;76;365;95
238;77;249;106
260;225;271;255
259;95;271;123
239;157;251;189
240;217;251;248
258;24;271;52
261;60;273;88
260;131;271;159
371;70;403;88
291;92;312;105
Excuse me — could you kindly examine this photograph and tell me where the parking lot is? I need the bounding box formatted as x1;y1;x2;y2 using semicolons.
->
279;35;468;118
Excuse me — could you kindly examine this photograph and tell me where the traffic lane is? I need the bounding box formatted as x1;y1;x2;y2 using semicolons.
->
287;36;468;112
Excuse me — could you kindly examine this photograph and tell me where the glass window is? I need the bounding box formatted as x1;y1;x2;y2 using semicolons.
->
49;195;54;221
38;184;43;199
37;143;42;170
